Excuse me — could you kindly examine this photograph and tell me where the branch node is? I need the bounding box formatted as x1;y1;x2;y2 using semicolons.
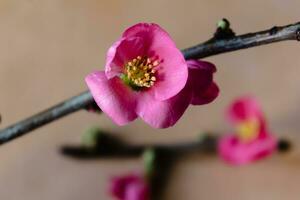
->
213;18;236;40
270;26;278;35
296;29;300;41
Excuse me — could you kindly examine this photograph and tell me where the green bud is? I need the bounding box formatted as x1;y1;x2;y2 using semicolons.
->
198;132;209;142
81;126;103;148
143;148;156;176
217;18;230;30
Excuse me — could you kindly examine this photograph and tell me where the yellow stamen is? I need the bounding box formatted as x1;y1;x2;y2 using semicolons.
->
124;56;159;88
236;119;259;143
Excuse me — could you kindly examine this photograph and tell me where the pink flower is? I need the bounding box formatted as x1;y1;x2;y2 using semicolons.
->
218;96;277;165
109;173;149;200
86;23;219;128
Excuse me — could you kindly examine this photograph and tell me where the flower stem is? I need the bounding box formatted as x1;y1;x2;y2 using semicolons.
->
0;21;299;145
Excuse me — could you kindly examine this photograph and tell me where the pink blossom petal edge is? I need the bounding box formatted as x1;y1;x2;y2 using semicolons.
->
125;181;149;200
218;134;277;165
136;85;191;128
85;71;137;125
186;60;219;105
135;59;219;128
105;23;188;101
227;96;264;124
144;23;188;101
105;37;146;79
191;82;219;105
109;173;149;200
109;175;138;199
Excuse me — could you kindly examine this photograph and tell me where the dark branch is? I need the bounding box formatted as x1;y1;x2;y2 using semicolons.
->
182;21;300;59
0;91;95;144
60;133;291;160
60;134;217;159
0;21;299;145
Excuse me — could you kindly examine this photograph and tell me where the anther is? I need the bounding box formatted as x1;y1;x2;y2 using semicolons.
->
124;56;159;88
153;60;159;66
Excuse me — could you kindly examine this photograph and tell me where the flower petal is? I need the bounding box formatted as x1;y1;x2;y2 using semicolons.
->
125;181;149;200
218;134;277;165
124;23;188;100
147;24;188;100
186;60;219;105
105;37;146;79
191;82;219;105
123;23;155;39
227;96;264;124
85;71;137;125
136;87;191;128
110;174;140;199
186;60;216;73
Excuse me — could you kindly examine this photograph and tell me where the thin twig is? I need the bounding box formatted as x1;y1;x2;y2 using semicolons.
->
0;21;299;145
0;92;95;144
183;21;300;59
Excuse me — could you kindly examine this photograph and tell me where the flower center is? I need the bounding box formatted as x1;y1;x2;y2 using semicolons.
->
236;119;259;143
123;56;159;89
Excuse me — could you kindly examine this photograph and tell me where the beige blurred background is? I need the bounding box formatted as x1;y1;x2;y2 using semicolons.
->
0;0;300;199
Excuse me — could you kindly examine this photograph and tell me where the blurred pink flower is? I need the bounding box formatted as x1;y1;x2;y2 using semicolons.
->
109;173;149;200
218;96;277;165
86;23;219;128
